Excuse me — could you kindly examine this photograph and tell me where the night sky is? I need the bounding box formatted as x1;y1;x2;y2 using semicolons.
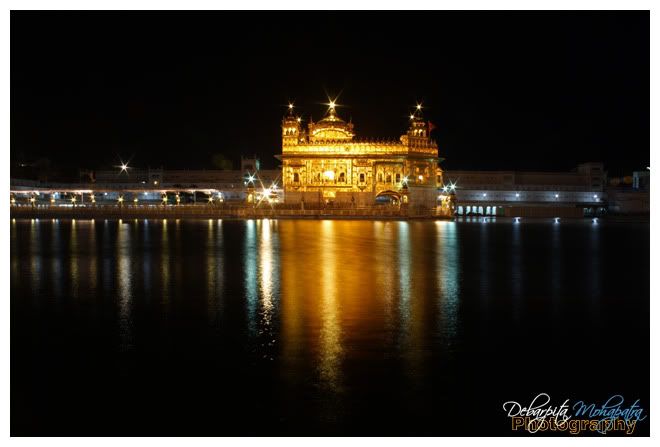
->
11;11;649;175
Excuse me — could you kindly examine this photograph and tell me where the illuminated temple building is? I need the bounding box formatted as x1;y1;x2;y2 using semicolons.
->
278;102;443;207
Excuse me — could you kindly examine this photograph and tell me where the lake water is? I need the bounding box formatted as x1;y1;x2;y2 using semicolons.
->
10;217;650;435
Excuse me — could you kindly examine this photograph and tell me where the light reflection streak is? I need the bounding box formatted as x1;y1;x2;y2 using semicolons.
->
589;223;602;317
89;219;98;295
550;223;561;320
207;219;225;325
51;219;63;300
161;219;170;307
279;221;305;393
319;220;342;392
11;219;19;286
479;221;491;312
260;220;273;314
435;221;459;345
173;219;182;299
141;219;151;298
257;219;280;358
258;220;274;330
397;221;411;335
102;220;112;299
70;219;79;298
29;218;42;296
244;219;257;335
374;221;396;335
511;221;522;323
117;220;133;350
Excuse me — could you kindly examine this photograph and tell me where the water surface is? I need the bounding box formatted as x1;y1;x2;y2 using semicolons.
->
11;218;649;435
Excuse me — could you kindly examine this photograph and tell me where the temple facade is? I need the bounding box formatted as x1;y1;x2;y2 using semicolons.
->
278;103;443;207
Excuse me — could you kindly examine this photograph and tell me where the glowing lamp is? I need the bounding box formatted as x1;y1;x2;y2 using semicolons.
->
323;170;335;180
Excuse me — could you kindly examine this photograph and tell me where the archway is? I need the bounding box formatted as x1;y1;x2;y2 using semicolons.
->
375;190;401;205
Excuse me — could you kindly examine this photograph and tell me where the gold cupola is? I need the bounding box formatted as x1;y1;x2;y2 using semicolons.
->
308;102;355;142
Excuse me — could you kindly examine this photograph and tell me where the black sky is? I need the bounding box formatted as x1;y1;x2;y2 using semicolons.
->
11;11;649;174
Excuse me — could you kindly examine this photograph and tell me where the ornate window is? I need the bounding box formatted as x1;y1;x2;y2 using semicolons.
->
293;172;299;183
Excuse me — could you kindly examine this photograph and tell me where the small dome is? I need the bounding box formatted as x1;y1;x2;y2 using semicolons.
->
317;108;345;125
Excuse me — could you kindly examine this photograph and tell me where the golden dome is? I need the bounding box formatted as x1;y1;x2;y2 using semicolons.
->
310;107;354;141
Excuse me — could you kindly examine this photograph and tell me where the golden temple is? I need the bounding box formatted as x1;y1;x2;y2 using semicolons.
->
279;101;443;208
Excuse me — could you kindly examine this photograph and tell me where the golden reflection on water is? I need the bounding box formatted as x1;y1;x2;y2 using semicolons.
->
173;219;183;300
280;222;305;374
277;220;462;394
318;220;342;391
16;218;462;385
70;219;79;298
161;219;170;307
400;222;434;383
374;222;396;330
258;219;276;335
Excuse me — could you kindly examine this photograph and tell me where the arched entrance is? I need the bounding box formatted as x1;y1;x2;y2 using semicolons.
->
375;190;401;205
